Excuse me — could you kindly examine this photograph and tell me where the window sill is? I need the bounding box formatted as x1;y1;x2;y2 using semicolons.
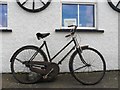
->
55;29;104;33
0;29;12;32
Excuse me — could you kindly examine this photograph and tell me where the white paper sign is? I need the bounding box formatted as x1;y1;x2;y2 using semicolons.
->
64;19;77;27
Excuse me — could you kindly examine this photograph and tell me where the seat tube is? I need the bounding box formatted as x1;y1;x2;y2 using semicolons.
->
44;41;51;61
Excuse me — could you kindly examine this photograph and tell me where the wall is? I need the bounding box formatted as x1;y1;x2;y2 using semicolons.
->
1;0;118;72
118;13;120;69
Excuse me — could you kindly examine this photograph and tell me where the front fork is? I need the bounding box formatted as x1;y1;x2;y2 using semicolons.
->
76;47;89;65
73;37;89;65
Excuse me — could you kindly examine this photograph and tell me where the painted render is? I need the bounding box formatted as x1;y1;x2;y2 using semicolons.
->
1;0;118;72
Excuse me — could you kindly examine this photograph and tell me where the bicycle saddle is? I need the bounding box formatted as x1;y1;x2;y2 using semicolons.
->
36;33;50;40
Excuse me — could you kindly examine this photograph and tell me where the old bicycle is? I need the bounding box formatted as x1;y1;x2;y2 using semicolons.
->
10;25;106;85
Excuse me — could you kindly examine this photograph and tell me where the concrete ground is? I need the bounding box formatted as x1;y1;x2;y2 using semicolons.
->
1;71;119;89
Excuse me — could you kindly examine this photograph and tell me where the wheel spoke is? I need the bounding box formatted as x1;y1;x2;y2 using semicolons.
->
88;67;90;72
116;1;120;7
15;58;24;64
33;0;35;10
39;0;46;5
90;66;94;72
17;0;51;12
91;65;101;70
82;66;87;72
90;59;96;65
22;0;29;5
74;65;87;72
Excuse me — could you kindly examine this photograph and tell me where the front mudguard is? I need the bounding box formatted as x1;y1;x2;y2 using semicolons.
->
81;45;89;50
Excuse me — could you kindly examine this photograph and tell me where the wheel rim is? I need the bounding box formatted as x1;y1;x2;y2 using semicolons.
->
11;47;46;84
71;48;106;85
107;0;120;13
16;0;51;12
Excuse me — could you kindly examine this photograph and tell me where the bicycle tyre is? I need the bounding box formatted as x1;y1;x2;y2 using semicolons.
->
69;47;106;85
10;45;48;84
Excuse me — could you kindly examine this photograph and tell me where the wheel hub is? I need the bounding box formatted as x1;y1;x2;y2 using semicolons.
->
86;64;91;67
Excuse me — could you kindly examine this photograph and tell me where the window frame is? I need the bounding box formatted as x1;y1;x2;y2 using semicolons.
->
61;2;97;30
0;1;8;29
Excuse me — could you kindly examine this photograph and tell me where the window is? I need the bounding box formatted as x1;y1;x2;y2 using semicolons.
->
0;3;7;27
62;3;96;29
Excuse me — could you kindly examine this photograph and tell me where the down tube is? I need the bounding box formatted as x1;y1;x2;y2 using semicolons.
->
50;39;74;62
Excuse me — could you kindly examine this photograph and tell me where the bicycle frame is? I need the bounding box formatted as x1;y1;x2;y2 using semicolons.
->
10;25;106;85
38;36;81;65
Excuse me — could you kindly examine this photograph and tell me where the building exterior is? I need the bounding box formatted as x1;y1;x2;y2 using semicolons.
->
0;0;118;72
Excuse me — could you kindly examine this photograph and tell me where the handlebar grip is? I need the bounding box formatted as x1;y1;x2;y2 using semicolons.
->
68;25;76;27
65;34;71;38
65;32;75;38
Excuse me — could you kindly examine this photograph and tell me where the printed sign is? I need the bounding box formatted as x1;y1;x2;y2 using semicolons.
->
64;19;77;27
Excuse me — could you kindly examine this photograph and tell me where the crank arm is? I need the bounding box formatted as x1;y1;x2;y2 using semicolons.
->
43;68;54;79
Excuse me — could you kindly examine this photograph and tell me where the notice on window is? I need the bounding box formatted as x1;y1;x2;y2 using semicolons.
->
64;19;77;27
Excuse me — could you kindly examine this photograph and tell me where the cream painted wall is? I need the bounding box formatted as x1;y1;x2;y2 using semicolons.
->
1;0;118;72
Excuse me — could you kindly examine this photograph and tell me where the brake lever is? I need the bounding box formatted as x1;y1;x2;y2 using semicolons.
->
65;25;77;38
65;32;74;38
68;25;76;27
65;34;71;38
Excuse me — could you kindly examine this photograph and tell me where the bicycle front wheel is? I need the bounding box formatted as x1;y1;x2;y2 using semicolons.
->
10;45;48;84
69;47;106;85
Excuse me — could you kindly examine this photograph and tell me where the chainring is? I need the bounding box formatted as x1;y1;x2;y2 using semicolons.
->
27;61;59;82
42;63;60;81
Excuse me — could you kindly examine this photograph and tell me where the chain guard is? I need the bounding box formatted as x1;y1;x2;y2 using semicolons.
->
42;63;60;81
28;61;59;81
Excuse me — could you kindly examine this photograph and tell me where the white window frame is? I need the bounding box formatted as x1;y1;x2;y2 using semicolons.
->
61;2;97;30
0;1;8;29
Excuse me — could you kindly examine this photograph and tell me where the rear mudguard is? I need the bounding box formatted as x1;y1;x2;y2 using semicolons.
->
10;45;47;62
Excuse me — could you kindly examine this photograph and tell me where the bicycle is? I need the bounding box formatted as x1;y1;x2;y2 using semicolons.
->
10;25;106;85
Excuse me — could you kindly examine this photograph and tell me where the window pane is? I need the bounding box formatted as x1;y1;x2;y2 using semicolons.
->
62;4;78;27
0;5;2;27
0;4;7;27
2;4;7;27
79;5;94;27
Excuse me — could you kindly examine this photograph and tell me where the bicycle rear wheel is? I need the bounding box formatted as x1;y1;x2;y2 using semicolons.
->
10;45;48;84
69;47;106;85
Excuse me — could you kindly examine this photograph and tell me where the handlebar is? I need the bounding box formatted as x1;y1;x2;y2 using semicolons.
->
65;25;77;38
68;25;77;30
